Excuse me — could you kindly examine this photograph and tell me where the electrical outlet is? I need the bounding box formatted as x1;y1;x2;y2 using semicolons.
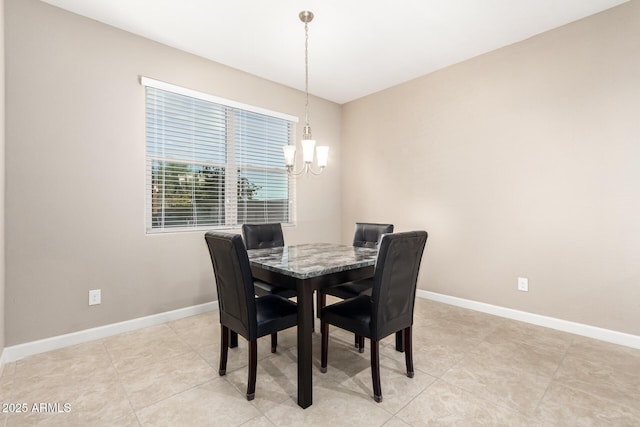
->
89;289;101;305
517;277;528;292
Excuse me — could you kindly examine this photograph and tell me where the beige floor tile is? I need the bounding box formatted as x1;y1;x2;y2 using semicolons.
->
568;336;640;375
418;317;490;346
197;334;288;374
553;354;640;410
413;299;509;327
439;306;507;327
198;342;247;373
8;364;135;427
118;350;218;409
399;315;490;380
341;356;436;414
225;351;298;412
9;365;133;425
241;415;278;427
535;382;640;426
0;361;16;402
223;332;374;409
6;410;140;427
166;311;219;350
14;340;111;380
416;305;506;338
269;326;299;352
382;416;412;427
136;377;262;426
263;381;393;427
465;339;565;378
12;361;122;404
412;298;459;319
103;324;191;373
4;299;639;426
396;379;535;426
485;321;574;354
315;332;372;385
442;350;551;415
1;360;16;378
398;337;476;378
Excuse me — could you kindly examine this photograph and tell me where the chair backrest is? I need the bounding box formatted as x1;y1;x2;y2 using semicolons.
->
242;223;285;250
370;231;428;340
204;232;258;340
353;222;394;248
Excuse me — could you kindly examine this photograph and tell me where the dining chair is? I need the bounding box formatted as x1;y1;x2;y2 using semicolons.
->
320;230;428;403
352;222;395;249
204;232;298;401
317;222;394;352
243;223;316;332
241;223;296;299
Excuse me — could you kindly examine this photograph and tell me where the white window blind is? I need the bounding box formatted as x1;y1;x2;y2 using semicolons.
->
143;77;296;233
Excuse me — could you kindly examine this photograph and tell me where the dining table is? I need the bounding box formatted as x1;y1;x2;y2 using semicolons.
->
246;243;378;409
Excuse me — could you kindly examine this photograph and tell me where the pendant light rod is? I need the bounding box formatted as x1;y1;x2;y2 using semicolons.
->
300;11;313;133
283;10;329;176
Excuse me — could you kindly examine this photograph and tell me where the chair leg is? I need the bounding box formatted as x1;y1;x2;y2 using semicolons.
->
395;330;405;352
358;335;365;353
404;326;414;378
271;333;277;353
229;330;238;348
317;292;326;318
320;321;329;373
247;339;257;401
219;325;229;376
371;339;382;402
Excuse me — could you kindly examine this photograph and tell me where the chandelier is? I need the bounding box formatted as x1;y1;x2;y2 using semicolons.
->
283;10;329;176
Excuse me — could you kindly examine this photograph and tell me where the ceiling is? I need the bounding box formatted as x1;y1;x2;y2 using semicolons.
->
40;0;628;104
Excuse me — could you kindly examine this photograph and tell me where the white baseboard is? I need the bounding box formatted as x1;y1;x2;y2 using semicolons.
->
2;302;217;363
417;290;640;349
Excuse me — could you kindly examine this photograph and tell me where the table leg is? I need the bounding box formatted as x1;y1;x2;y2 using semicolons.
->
296;279;313;408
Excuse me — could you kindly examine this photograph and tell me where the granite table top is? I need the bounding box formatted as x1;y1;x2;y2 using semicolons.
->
247;243;378;280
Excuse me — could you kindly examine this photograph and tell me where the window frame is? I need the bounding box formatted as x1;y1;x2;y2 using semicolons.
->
142;77;297;234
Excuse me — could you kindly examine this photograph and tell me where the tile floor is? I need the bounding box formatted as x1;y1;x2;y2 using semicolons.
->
1;298;639;426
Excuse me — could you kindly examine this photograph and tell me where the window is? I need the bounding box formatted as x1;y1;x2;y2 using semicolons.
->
143;77;296;233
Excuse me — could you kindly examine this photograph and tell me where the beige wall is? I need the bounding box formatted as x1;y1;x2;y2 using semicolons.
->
4;0;342;345
341;2;640;335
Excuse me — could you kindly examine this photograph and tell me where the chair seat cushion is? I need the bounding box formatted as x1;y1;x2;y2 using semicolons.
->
324;278;373;300
321;295;372;338
256;294;298;337
253;280;297;299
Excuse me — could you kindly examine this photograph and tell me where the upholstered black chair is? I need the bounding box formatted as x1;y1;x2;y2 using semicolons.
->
352;222;395;249
320;231;428;403
204;232;297;401
242;223;296;299
242;223;285;249
243;223;317;332
317;223;394;351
